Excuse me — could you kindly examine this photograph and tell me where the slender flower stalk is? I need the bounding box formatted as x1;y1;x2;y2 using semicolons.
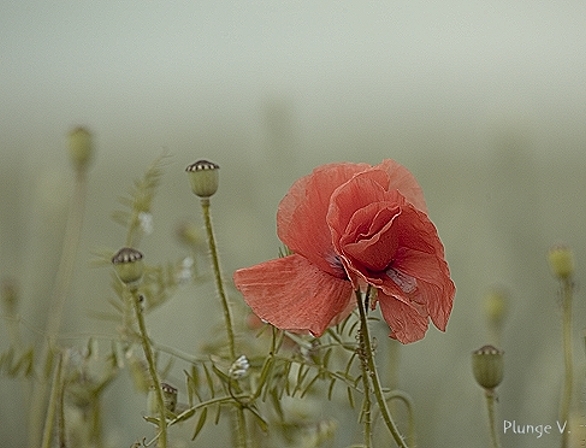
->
40;350;68;448
548;244;575;448
186;160;248;447
559;276;574;448
485;390;501;448
112;247;167;447
386;390;415;447
472;345;504;448
30;135;91;447
200;198;248;448
358;340;373;448
200;198;236;360
356;287;408;448
129;287;168;448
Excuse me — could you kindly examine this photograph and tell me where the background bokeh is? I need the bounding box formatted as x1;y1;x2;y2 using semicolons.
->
2;2;586;447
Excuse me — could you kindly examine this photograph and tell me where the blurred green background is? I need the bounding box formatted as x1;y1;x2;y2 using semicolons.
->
2;2;586;447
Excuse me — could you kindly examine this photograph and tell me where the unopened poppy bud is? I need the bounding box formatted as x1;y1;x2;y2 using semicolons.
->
185;160;219;198
68;127;93;172
176;220;204;248
484;288;508;331
548;244;574;279
472;345;504;390
112;247;144;285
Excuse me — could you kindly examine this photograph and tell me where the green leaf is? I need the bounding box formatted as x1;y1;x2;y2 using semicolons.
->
170;407;196;426
191;407;208;441
246;406;268;432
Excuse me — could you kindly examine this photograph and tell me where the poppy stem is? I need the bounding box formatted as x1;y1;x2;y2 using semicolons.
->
559;276;574;448
356;287;409;448
200;198;236;359
129;288;167;448
358;337;373;448
199;198;249;448
484;389;502;448
30;170;88;447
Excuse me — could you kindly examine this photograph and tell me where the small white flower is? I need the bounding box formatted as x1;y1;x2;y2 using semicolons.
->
138;212;154;235
177;256;194;283
229;355;250;379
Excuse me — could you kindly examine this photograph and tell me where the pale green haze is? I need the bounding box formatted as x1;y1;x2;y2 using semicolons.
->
1;2;586;447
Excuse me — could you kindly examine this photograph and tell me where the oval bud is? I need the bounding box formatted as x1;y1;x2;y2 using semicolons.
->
185;160;219;198
472;345;504;390
548;244;574;279
112;247;144;285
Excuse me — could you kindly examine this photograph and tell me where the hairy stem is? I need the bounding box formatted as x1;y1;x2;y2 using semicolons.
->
358;341;373;448
199;198;248;447
129;288;167;448
200;198;236;359
356;288;408;448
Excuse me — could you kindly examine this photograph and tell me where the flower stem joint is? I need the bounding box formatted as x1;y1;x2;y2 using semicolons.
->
111;247;144;285
185;160;220;198
472;345;504;391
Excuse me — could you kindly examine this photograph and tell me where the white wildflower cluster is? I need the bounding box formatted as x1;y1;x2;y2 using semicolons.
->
228;355;250;380
138;211;154;235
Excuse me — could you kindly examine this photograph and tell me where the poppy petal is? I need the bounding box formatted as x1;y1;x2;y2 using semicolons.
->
367;159;427;212
392;247;455;331
233;254;354;336
277;162;369;277
377;292;430;344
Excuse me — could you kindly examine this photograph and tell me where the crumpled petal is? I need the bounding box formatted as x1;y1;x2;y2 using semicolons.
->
392;246;455;332
233;254;354;336
277;162;369;277
364;159;427;213
377;292;430;344
327;170;455;342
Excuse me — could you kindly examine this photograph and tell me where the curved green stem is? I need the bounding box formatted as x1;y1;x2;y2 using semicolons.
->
199;198;248;448
356;288;408;448
387;390;416;447
559;277;574;448
129;288;167;448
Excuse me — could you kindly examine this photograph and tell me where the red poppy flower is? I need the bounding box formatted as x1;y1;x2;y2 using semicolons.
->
233;160;455;344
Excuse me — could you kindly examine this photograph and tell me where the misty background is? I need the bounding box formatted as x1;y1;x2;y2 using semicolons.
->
2;2;586;447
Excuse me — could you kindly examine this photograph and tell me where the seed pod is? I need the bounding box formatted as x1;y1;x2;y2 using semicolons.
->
185;160;219;198
472;345;504;390
111;247;144;285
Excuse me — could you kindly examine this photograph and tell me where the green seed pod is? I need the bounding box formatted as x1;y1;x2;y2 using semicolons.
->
185;160;219;198
548;244;574;279
68;127;93;172
111;247;144;285
472;345;504;390
161;382;178;413
147;382;178;416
